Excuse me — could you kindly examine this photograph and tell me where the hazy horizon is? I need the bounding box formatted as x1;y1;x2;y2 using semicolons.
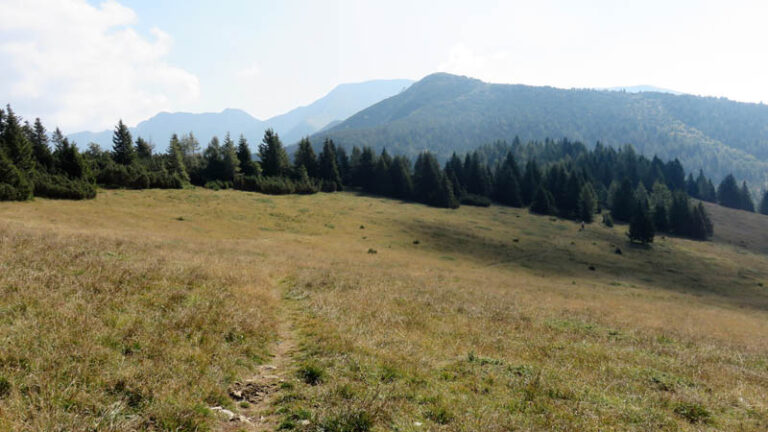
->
2;0;768;133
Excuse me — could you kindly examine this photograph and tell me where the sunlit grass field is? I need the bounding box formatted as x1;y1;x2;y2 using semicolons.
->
0;188;767;431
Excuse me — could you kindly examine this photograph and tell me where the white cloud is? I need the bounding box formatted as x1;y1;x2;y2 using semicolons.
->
0;0;199;132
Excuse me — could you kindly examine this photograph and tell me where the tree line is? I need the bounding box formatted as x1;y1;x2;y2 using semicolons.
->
3;106;767;243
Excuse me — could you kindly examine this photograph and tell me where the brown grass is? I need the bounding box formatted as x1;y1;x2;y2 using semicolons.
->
0;189;767;431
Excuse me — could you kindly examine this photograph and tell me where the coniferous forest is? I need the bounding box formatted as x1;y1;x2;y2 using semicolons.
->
5;104;768;243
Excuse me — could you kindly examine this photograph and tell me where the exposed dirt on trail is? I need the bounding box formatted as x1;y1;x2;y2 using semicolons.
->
216;288;299;431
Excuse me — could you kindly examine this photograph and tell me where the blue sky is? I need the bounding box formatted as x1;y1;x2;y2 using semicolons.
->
2;0;767;132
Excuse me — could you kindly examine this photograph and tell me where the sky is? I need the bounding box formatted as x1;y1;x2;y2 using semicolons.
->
1;0;767;133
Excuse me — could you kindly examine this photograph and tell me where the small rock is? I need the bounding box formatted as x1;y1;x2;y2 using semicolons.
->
360;225;365;229
261;365;277;371
236;415;252;424
300;419;311;426
211;406;236;421
414;421;423;427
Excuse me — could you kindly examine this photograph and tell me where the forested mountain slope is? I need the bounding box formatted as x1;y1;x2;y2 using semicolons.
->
313;73;768;189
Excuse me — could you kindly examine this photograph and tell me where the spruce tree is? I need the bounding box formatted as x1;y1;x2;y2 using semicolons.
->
0;150;33;201
717;174;742;209
530;185;556;215
493;156;522;207
236;134;258;176
689;202;714;240
627;202;655;244
653;202;669;233
57;138;87;179
167;134;189;182
759;191;768;216
30;118;54;171
521;160;542;205
293;137;318;178
257;129;290;177
318;138;343;191
372;149;392;196
222;133;240;182
111;120;135;166
135;137;153;160
577;183;597;223
1;105;35;174
413;152;458;208
336;146;351;185
444;152;466;196
355;147;376;191
610;178;636;222
739;181;755;212
669;191;691;236
203;136;223;181
389;156;414;199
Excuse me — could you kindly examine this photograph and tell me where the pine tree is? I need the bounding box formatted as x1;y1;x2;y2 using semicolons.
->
627;202;655;244
167;134;189;182
521;160;542;205
355;147;376;191
111;120;135;166
759;191;768;216
222;133;240;182
413;152;458;208
653;202;669;232
739;181;755;212
203;136;223;181
372;149;392;196
1;105;35;174
669;191;691;236
689;202;714;240
236;134;258;176
293;137;318;178
258;129;290;178
57;138;88;180
318;138;343;191
610;178;636;222
136;137;153;160
530;185;556;215
30;118;54;171
0;150;33;201
717;174;742;210
335;146;351;185
389;156;414;199
493;154;522;207
577;183;597;223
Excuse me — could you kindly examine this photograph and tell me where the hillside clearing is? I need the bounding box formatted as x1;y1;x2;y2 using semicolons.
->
0;189;767;431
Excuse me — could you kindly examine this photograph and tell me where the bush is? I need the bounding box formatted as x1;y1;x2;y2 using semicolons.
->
602;213;614;227
149;171;185;189
96;163;150;189
460;193;491;207
203;180;232;191
234;175;318;195
0;376;10;398
32;172;97;200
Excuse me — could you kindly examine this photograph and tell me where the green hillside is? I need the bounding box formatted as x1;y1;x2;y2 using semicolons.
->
313;73;768;190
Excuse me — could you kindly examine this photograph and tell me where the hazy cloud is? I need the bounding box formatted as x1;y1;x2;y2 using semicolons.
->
0;0;199;132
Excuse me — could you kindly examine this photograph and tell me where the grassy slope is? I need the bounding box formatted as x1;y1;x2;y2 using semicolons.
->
0;189;766;431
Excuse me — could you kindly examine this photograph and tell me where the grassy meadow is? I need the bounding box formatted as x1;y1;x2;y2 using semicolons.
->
0;188;767;431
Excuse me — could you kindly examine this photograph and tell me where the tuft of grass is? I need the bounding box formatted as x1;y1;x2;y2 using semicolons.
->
297;362;325;385
0;376;10;399
319;410;373;432
673;401;712;424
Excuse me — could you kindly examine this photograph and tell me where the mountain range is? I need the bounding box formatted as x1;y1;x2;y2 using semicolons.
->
67;78;414;151
311;73;768;189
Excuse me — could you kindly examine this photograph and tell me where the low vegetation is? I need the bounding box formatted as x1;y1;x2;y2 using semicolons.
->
0;188;766;431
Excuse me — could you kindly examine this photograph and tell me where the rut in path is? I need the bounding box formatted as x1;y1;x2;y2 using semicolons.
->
216;290;299;431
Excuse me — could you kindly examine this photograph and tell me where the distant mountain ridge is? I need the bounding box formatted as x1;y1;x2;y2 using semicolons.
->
311;73;768;189
68;78;414;150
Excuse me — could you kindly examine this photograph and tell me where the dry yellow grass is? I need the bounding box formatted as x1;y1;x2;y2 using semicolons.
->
0;188;767;431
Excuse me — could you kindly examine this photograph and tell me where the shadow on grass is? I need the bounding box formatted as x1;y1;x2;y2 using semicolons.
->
400;216;768;312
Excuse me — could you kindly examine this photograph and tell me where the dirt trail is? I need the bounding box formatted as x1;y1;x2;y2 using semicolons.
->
217;287;299;431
